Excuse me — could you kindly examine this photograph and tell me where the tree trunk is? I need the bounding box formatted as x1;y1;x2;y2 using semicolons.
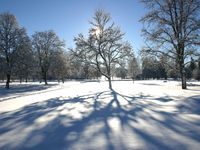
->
180;64;187;89
178;44;187;89
44;71;48;85
20;77;22;83
6;74;10;89
108;77;112;89
181;69;187;89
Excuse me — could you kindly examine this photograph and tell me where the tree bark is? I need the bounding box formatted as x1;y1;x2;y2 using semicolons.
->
44;71;48;85
179;61;187;89
20;77;22;83
180;68;187;89
6;74;10;89
178;44;187;89
108;77;112;89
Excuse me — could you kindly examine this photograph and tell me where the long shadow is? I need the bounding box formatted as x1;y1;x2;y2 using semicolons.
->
0;90;200;150
80;80;101;83
0;83;59;102
176;95;200;115
139;83;163;86
154;97;173;102
0;83;57;94
187;83;200;87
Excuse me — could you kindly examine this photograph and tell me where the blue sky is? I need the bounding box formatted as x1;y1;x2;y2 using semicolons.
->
0;0;146;54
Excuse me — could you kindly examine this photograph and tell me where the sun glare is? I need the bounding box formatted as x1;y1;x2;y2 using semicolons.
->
95;27;101;36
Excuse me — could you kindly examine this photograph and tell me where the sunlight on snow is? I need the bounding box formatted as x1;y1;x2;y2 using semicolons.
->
108;117;121;132
0;80;200;150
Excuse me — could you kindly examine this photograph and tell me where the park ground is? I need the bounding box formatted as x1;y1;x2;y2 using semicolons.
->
0;80;200;150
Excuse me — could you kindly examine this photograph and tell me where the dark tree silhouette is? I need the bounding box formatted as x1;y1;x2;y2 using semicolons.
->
140;0;200;89
32;30;64;85
0;12;28;89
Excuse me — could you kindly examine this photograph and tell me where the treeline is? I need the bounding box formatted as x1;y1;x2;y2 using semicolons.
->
1;6;200;90
0;13;68;88
0;13;96;88
141;55;200;81
0;12;140;89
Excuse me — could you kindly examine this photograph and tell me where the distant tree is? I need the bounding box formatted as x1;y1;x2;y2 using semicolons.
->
193;68;200;81
32;30;64;85
157;63;167;79
141;56;167;80
128;54;140;80
50;50;69;83
185;65;192;79
162;56;180;79
0;12;26;89
81;62;91;79
88;66;101;79
193;57;200;80
115;62;127;79
12;29;34;83
185;57;199;79
159;54;171;80
68;54;86;79
140;0;200;89
168;66;179;80
72;10;132;89
190;57;197;73
142;56;156;79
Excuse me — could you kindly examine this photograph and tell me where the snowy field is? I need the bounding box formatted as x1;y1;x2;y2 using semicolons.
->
0;80;200;150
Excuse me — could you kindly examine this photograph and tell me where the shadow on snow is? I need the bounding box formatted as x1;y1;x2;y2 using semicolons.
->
0;84;59;102
0;89;200;150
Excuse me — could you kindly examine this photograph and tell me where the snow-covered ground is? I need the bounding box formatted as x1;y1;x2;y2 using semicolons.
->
0;80;200;150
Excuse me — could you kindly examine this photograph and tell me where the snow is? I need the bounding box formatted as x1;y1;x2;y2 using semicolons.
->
0;80;200;150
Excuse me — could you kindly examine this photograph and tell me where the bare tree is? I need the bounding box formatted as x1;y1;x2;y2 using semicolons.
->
32;30;64;85
12;29;34;83
128;54;140;81
50;50;69;83
0;12;26;89
140;0;200;89
72;10;132;89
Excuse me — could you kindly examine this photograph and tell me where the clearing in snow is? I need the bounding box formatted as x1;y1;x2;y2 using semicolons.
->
0;80;200;150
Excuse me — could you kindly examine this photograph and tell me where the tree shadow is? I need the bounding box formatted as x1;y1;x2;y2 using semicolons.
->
139;83;163;86
0;90;200;150
187;83;200;87
0;83;59;102
154;96;173;102
80;80;101;83
176;96;200;115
